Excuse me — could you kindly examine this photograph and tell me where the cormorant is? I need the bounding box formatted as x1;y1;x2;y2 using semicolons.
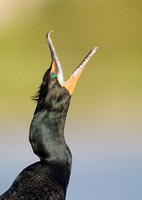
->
0;31;98;200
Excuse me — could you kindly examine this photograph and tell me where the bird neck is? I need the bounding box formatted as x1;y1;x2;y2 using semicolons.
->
29;98;72;165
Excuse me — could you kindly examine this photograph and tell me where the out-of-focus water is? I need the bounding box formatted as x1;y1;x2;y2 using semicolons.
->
0;118;142;200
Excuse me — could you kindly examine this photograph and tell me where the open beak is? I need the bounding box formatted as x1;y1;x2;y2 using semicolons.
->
46;31;98;95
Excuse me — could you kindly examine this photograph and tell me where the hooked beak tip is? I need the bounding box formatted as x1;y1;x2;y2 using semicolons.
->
46;30;53;41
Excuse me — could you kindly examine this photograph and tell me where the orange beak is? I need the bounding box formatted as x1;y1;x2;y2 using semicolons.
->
46;31;98;95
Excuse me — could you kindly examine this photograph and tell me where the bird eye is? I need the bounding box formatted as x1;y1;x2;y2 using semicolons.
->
51;73;57;78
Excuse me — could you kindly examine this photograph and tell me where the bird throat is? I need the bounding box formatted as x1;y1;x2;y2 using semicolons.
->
29;84;72;166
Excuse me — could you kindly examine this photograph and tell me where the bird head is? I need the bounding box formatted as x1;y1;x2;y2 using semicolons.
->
34;31;98;114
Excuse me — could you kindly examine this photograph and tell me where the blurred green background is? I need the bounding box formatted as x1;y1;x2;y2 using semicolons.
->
0;0;142;199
